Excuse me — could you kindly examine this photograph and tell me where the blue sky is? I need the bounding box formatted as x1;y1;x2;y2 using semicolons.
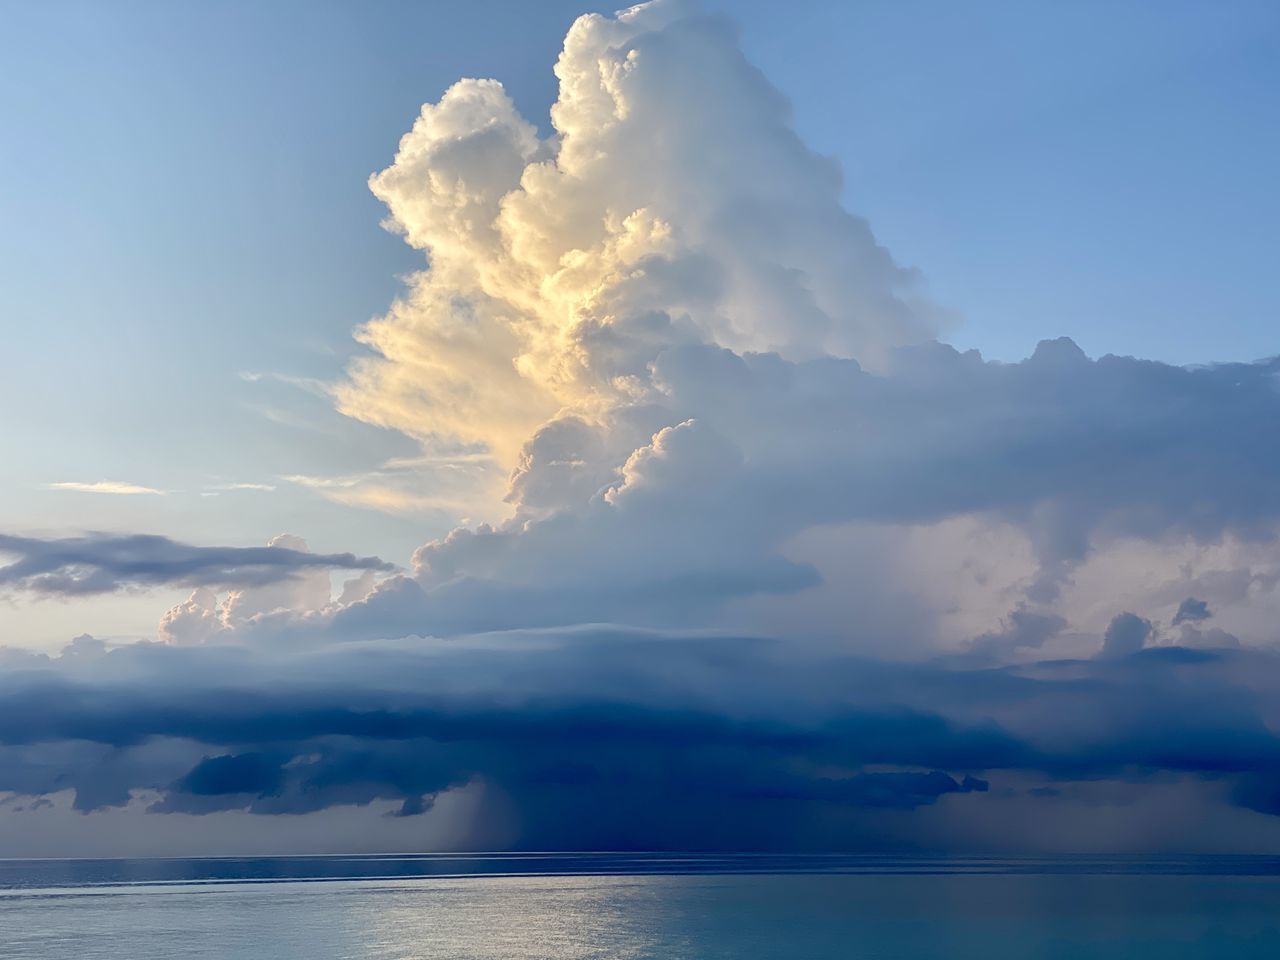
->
2;1;1275;592
2;0;1280;854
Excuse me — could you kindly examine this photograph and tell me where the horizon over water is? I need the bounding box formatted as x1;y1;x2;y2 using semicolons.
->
4;854;1280;959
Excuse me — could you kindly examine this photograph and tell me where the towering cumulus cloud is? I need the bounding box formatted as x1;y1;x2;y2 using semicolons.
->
4;0;1280;855
337;0;935;467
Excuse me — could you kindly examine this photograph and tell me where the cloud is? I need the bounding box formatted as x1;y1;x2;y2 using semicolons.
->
312;342;1280;647
7;0;1280;857
3;631;1280;851
336;0;938;476
972;607;1067;657
47;481;166;496
68;1;1261;674
1100;612;1154;658
166;752;286;802
0;532;393;597
1173;596;1212;625
282;447;502;518
308;0;1280;649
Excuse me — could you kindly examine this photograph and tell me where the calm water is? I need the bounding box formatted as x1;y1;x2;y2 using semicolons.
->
3;855;1280;959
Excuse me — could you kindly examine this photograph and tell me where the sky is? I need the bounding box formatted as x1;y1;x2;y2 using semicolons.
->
0;0;1278;856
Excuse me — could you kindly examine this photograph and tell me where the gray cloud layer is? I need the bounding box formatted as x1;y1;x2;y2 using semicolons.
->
3;633;1280;850
308;342;1280;644
0;533;392;596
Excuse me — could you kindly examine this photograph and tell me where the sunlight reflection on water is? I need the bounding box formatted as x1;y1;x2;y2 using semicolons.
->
4;866;1280;959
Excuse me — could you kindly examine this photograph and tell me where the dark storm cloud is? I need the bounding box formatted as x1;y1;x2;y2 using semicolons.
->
1;632;1277;850
172;752;286;797
0;533;393;596
1173;597;1213;625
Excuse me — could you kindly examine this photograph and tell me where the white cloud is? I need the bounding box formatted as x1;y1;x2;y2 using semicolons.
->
157;535;393;645
182;0;1280;659
335;0;936;478
47;480;166;496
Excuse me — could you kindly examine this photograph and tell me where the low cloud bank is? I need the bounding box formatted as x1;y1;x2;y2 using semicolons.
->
2;632;1279;850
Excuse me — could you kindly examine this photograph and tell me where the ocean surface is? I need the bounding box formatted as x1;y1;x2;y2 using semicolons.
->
3;854;1280;959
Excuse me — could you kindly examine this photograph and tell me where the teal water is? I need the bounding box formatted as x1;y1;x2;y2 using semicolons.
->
3;856;1279;959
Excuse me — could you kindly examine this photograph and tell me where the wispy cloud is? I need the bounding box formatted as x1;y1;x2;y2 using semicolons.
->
281;446;504;518
47;481;166;496
0;532;393;596
239;370;334;398
283;470;493;516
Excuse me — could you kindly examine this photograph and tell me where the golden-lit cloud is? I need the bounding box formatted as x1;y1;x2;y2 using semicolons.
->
335;0;935;478
47;480;166;496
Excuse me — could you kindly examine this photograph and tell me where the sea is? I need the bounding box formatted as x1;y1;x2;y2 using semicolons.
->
3;854;1280;959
